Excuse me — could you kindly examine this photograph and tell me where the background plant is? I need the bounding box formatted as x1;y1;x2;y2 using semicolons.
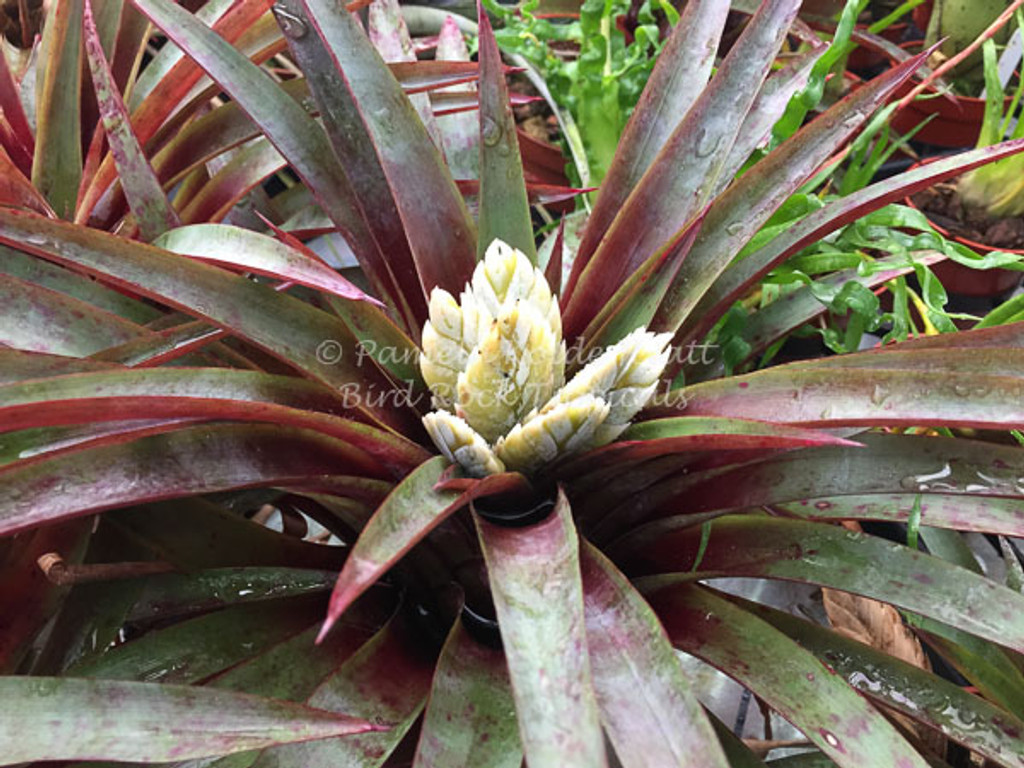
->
2;1;1024;767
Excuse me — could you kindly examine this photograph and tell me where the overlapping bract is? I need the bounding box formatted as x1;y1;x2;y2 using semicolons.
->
420;239;672;476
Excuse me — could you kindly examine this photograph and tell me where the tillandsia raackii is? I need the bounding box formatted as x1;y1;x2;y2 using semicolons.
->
3;0;1024;767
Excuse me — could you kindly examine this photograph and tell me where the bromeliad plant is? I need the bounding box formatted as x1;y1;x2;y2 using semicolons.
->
4;1;1024;767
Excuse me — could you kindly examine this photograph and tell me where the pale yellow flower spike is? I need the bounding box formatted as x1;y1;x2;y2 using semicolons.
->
420;239;670;478
496;395;610;475
423;411;505;478
455;302;561;443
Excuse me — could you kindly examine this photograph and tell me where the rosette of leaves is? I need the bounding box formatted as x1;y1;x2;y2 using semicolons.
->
3;1;1024;767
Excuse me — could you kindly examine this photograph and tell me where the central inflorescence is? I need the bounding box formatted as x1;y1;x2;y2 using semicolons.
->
420;239;673;477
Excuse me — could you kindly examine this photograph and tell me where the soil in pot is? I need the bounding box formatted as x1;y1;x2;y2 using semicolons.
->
910;182;1024;297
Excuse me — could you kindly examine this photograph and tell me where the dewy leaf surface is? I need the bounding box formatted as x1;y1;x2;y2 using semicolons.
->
0;677;380;764
645;583;931;768
475;489;608;768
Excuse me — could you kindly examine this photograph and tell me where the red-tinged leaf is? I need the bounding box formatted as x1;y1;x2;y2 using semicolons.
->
155;225;381;305
0;116;34;180
299;0;477;294
685;254;944;381
149;78;308;193
429;89;538;117
591;433;1024;540
558;416;860;475
367;0;440;143
250;615;435;768
0;419;201;468
78;0;267;224
619;515;1024;653
175;137;285;225
517;128;570;186
580;542;730;768
568;0;728;285
0;45;34;159
544;218;564;294
0;422;387;537
716;45;825;190
675;137;1024;345
660;353;1024;431
652;48;933;341
0;273;152;356
67;597;325;682
455;179;591;206
413;620;522;768
785;346;1024;374
476;2;534;261
261;217;425;385
84;0;180;242
0;349;121;384
876;322;1024;351
645;582;932;768
777;494;1024;538
1;246;161;324
0;677;382;763
742;597;1024;768
127;0;235;110
207;592;395;699
0;147;53;215
33;0;83;218
0;210;409;430
0;518;92;672
108;497;347;572
0;368;429;472
475;489;608;768
561;0;801;340
320;458;527;639
89;319;228;367
577;210;704;352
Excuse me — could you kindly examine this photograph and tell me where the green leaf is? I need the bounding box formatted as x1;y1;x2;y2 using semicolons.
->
569;0;728;279
67;597;323;683
32;0;82;218
250;614;435;768
285;0;478;293
413;620;522;768
668;351;1024;431
679;137;1024;345
475;4;535;261
562;0;801;339
645;582;930;768
475;488;608;768
775;494;1024;538
741;596;1024;767
107;498;347;572
0;210;411;430
130;0;421;329
619;515;1024;653
0;367;427;472
580;541;729;768
0;676;380;763
0;273;151;355
321;457;527;637
0;245;161;324
0;423;384;536
83;0;179;241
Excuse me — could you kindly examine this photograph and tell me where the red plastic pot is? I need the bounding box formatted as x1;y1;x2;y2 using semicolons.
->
888;41;1011;148
904;161;1024;297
